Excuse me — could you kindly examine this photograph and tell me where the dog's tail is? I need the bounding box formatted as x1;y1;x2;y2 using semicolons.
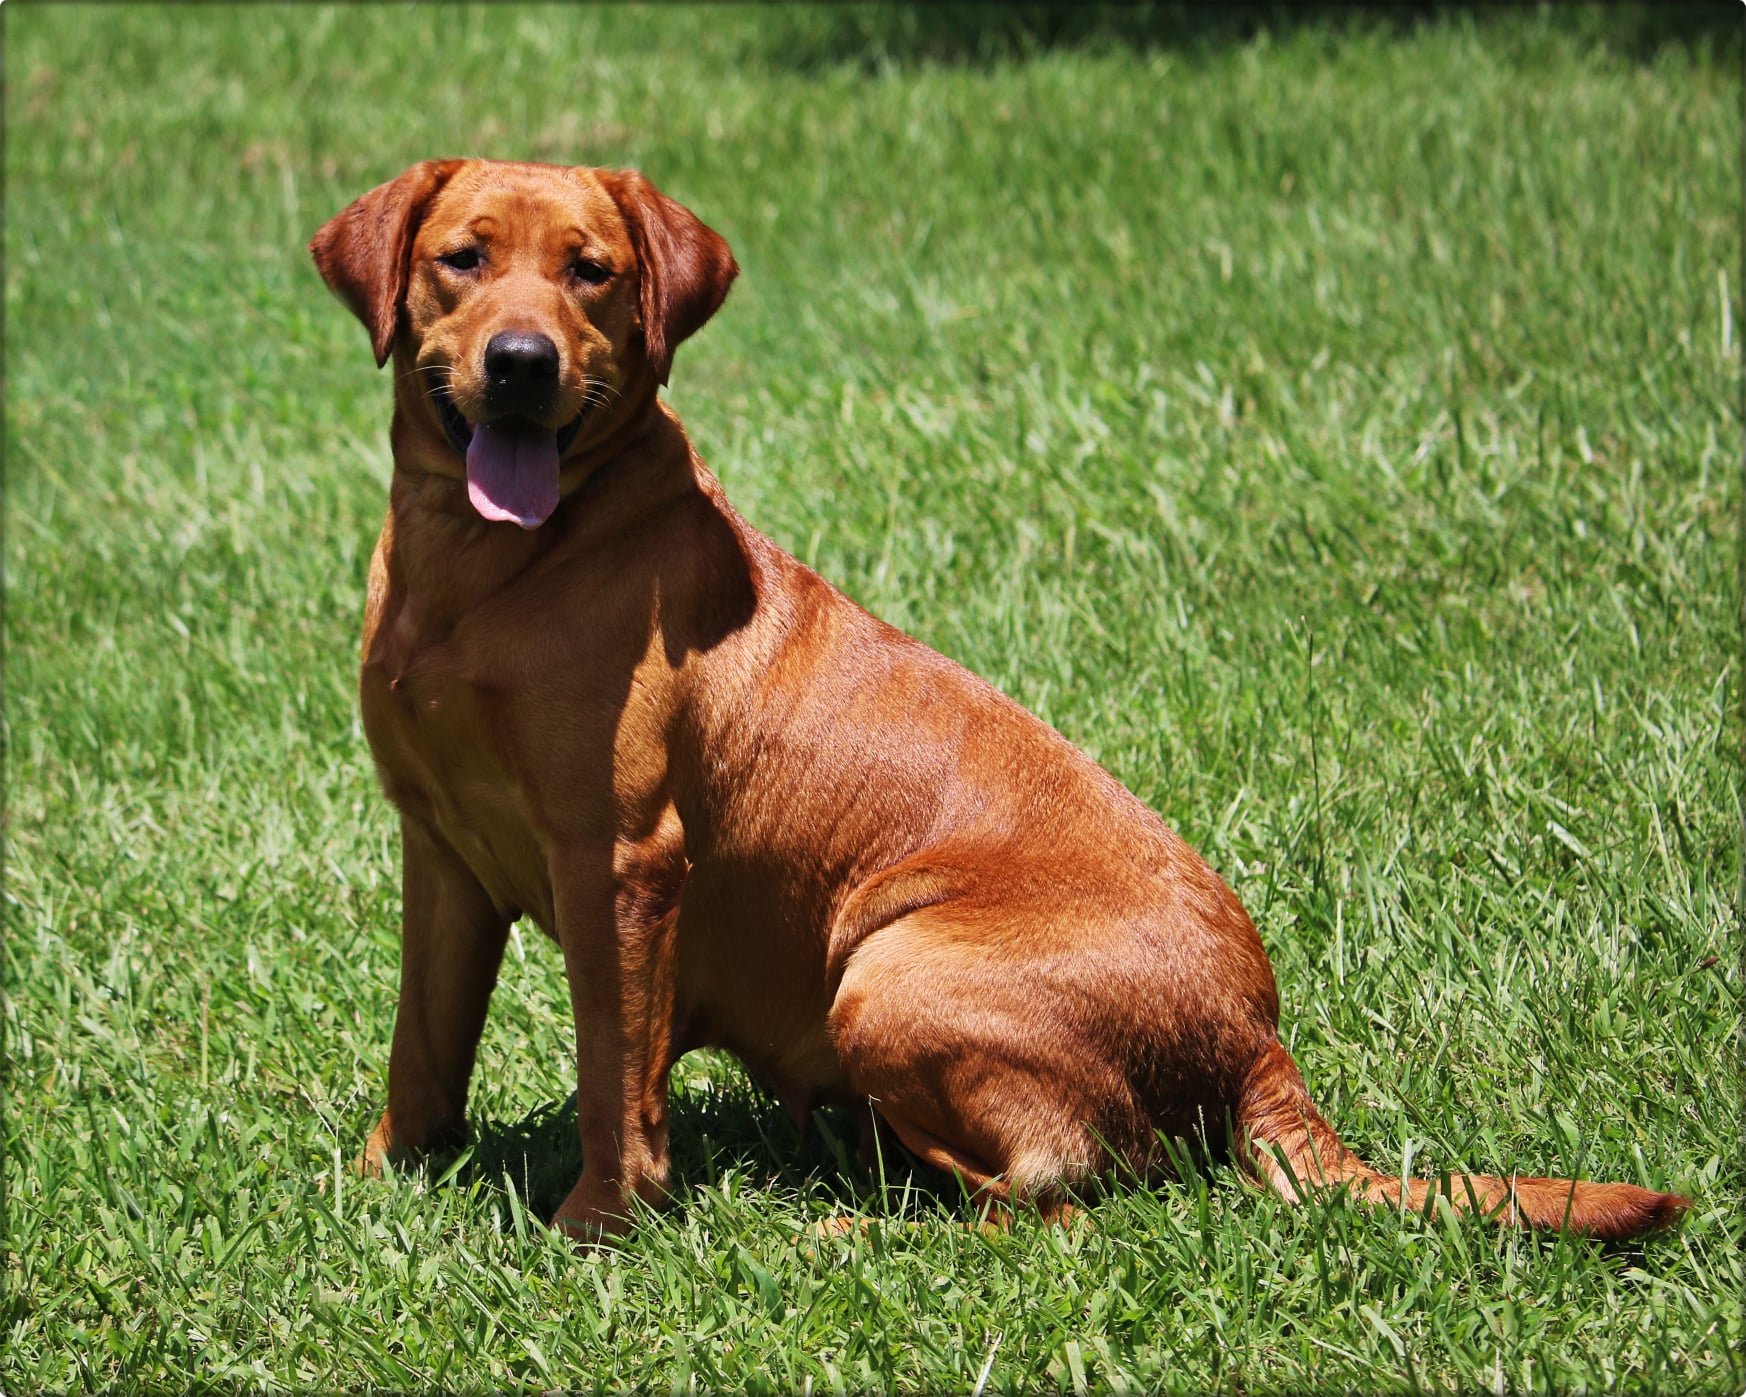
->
1233;1039;1689;1242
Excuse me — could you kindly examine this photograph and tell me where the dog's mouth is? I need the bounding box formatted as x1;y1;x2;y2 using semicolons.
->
436;390;590;530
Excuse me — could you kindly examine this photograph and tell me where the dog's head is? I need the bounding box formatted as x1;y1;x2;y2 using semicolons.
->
310;160;737;528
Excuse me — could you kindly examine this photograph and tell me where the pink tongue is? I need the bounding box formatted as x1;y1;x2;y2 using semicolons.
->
465;420;561;529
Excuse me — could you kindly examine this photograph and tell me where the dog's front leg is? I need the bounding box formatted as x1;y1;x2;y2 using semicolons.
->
361;815;512;1174
548;848;683;1241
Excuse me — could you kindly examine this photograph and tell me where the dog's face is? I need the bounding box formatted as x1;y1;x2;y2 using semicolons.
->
407;164;642;523
312;160;736;528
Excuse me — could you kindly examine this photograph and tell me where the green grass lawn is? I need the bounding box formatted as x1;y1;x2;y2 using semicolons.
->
5;5;1740;1391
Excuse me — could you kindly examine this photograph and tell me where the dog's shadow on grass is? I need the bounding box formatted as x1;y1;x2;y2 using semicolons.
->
437;1058;963;1226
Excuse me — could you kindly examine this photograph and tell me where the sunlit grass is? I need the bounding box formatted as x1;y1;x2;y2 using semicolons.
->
4;5;1740;1390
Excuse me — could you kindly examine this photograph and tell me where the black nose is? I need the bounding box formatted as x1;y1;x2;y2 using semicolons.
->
483;331;559;411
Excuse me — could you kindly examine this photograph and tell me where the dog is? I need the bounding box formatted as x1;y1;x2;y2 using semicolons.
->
309;159;1687;1243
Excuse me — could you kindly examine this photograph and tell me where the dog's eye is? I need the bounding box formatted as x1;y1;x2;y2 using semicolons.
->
570;259;612;286
437;248;481;272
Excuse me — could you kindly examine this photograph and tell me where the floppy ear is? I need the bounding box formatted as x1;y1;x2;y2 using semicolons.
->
601;170;738;386
309;160;465;367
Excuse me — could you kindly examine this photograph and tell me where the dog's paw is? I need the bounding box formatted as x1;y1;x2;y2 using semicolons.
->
549;1176;642;1247
354;1114;409;1178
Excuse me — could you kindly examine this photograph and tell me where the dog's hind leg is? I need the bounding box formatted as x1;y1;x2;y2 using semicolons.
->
827;912;1117;1220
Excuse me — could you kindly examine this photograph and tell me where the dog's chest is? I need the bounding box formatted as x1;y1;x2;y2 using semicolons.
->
359;602;558;911
358;570;682;920
363;637;498;782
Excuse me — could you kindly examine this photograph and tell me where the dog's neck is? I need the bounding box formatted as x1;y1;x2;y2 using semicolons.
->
376;399;694;629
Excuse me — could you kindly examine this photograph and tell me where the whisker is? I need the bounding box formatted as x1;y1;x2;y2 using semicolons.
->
398;363;457;388
579;376;624;409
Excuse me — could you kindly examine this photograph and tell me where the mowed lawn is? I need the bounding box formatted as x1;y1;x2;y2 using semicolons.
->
4;6;1739;1391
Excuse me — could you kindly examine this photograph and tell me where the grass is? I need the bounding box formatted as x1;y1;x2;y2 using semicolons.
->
4;4;1740;1391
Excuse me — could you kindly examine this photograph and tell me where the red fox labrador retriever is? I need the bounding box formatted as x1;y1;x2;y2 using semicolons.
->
310;160;1687;1243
